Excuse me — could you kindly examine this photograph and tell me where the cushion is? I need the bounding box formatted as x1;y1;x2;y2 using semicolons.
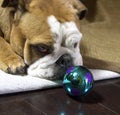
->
80;0;120;73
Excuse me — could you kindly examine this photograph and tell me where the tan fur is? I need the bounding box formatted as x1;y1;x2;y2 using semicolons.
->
0;0;87;74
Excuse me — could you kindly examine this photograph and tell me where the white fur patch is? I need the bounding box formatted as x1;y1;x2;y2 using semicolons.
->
28;15;83;79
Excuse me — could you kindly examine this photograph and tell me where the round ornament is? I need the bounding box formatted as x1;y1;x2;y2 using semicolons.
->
63;66;94;96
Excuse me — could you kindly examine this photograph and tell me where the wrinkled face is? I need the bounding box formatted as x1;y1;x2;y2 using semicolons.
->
21;15;83;80
11;0;85;79
16;0;82;79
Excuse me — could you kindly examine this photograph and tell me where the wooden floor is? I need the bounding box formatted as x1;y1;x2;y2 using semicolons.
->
0;78;120;115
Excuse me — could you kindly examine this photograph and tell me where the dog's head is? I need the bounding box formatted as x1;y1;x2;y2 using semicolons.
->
2;0;87;79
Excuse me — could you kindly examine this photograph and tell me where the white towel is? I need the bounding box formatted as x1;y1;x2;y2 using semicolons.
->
0;69;119;94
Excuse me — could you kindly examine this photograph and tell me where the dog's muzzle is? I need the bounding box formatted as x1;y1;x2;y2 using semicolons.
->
53;54;74;79
56;54;73;68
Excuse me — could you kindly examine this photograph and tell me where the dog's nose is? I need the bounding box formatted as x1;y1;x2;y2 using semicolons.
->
56;54;73;68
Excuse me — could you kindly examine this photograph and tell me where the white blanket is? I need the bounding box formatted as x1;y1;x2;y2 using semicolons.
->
0;69;120;94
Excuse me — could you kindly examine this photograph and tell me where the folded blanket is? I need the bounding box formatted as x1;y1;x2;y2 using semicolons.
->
0;69;119;95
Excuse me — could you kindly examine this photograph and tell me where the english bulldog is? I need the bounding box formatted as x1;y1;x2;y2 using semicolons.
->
0;0;87;80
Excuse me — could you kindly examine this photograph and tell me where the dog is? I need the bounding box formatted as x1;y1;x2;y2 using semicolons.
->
0;0;87;80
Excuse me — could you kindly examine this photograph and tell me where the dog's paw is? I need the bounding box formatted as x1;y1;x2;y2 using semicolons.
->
0;55;26;74
0;61;8;72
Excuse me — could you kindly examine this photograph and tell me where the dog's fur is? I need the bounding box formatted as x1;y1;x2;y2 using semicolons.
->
0;0;87;79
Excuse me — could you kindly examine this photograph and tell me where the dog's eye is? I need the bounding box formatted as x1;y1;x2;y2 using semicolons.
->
74;43;78;48
33;44;53;54
36;45;48;53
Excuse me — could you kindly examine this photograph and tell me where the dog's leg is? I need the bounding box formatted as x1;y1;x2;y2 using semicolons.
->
10;24;26;57
0;36;26;74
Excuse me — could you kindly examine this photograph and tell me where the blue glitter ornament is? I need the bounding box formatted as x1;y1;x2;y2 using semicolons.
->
63;66;94;96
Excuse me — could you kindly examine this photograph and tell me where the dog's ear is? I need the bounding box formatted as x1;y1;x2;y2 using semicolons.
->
1;0;31;23
1;0;31;8
71;0;87;20
77;7;87;20
76;1;88;20
1;0;19;8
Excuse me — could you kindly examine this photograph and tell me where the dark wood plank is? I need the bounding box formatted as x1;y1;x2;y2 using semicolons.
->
0;100;45;115
93;79;120;114
25;88;118;115
114;80;120;86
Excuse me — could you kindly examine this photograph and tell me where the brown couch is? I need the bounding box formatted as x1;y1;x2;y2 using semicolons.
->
80;0;120;73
